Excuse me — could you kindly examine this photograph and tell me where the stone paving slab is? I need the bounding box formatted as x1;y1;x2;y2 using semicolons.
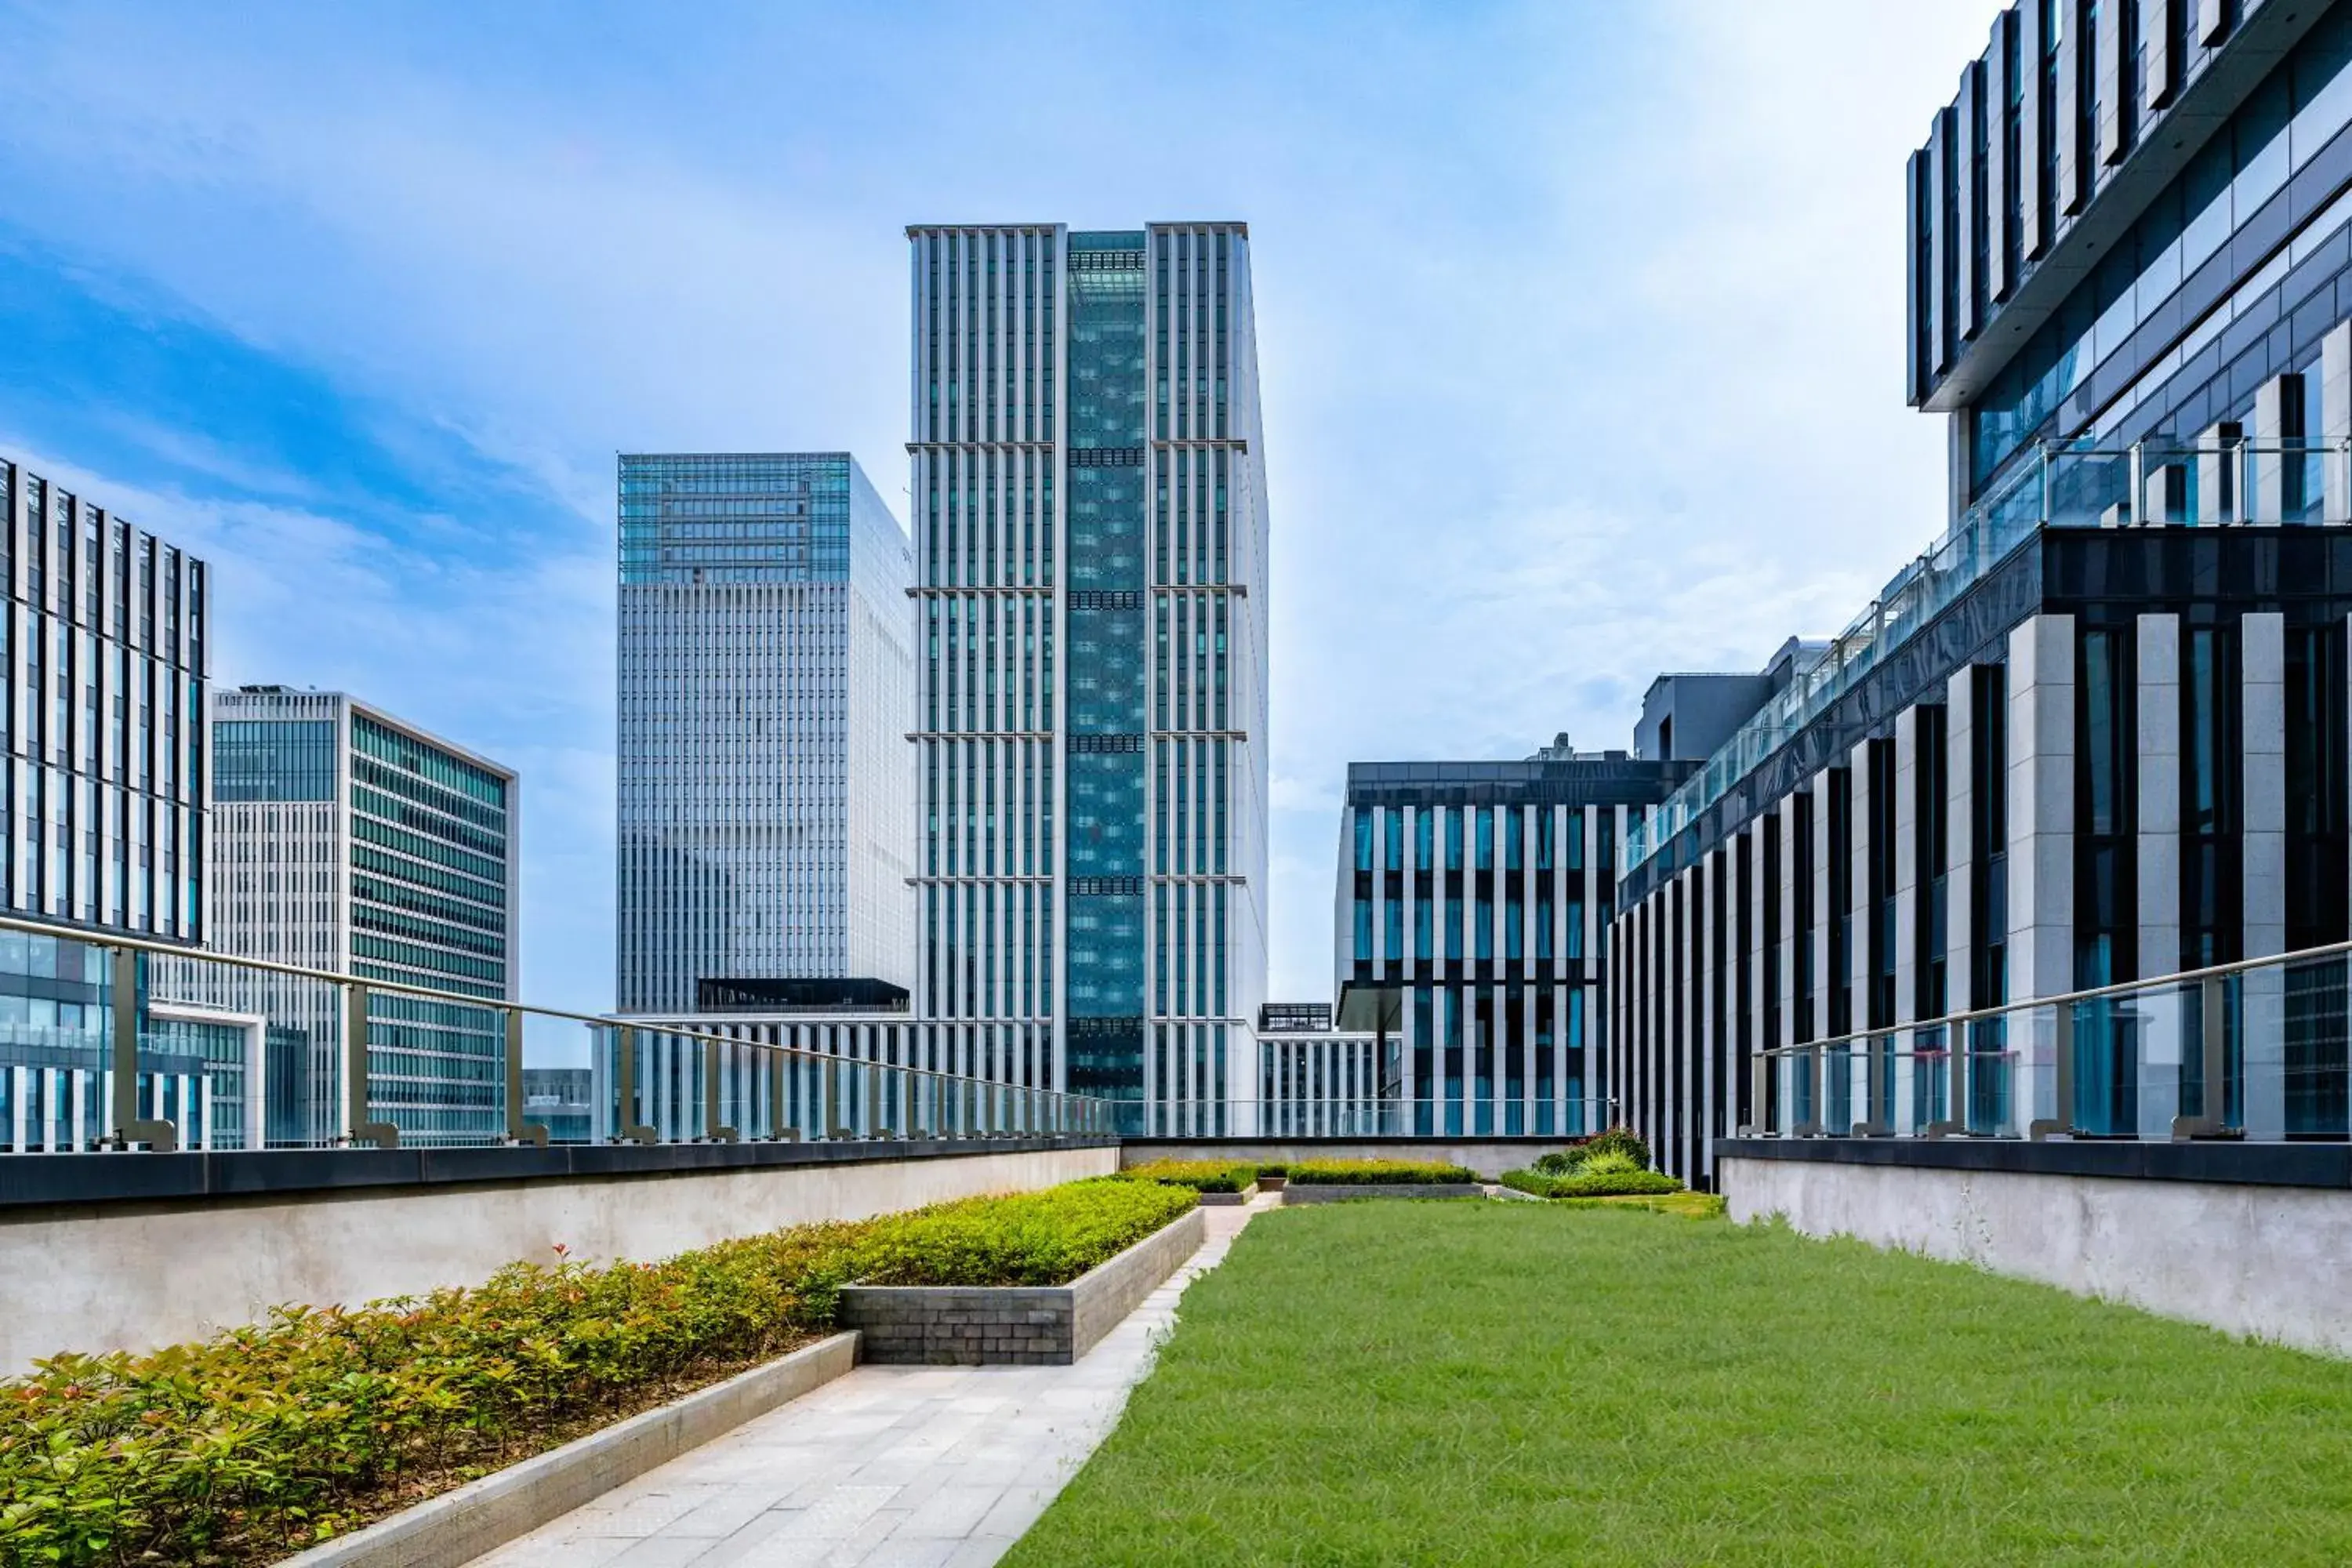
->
469;1196;1268;1568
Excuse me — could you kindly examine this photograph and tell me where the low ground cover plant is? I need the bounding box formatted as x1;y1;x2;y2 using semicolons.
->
0;1179;1192;1568
1501;1166;1685;1199
1286;1158;1475;1185
1116;1159;1259;1194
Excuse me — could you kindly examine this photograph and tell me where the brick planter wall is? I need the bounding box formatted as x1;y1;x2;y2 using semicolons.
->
1282;1183;1488;1203
1196;1185;1258;1207
837;1206;1207;1365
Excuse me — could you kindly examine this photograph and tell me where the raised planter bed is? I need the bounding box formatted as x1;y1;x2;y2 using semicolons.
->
1258;1174;1287;1192
277;1332;858;1568
1283;1183;1488;1203
837;1205;1206;1365
1196;1182;1258;1207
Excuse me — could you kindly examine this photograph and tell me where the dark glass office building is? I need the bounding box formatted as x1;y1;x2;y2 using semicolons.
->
0;455;223;1152
1334;750;1690;1137
1614;0;2352;1186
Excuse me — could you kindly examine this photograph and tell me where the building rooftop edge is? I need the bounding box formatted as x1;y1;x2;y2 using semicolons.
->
219;686;520;784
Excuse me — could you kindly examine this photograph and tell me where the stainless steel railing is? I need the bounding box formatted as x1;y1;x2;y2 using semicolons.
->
1750;936;2352;1142
0;912;1114;1152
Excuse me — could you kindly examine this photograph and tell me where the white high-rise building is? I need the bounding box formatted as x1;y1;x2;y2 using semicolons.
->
615;453;915;1015
906;223;1271;1133
169;685;520;1146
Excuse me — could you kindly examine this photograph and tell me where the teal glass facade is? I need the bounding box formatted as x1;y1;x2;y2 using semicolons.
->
619;452;858;586
1065;235;1150;1090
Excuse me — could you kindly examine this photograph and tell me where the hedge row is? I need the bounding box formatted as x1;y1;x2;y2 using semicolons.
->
1287;1158;1475;1185
1116;1159;1259;1194
1499;1167;1686;1199
0;1180;1194;1568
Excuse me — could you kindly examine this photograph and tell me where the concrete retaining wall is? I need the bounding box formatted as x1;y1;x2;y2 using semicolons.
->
1722;1152;2352;1356
839;1206;1207;1364
0;1142;1119;1374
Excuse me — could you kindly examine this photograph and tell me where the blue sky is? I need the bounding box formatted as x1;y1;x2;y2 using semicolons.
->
0;0;2002;1033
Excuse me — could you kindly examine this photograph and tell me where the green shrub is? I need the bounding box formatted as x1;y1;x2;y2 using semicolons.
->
1582;1125;1653;1171
0;1181;1192;1566
1532;1126;1654;1177
1287;1158;1475;1185
1501;1167;1684;1199
1552;1169;1681;1197
1255;1162;1290;1178
1116;1159;1258;1194
1577;1149;1642;1178
854;1181;1196;1286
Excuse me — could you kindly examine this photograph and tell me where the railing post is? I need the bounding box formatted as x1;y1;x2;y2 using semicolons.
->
2172;976;2231;1139
506;1008;546;1146
1743;1049;1768;1137
1857;1035;1893;1136
702;1037;739;1142
824;1055;849;1140
612;1024;657;1144
865;1058;882;1138
2031;1002;2076;1140
106;944;175;1152
343;982;400;1148
1924;1022;1963;1138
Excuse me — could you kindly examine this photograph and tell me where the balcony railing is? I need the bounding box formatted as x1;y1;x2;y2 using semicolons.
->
0;912;1114;1153
1750;938;2352;1143
1623;436;2352;877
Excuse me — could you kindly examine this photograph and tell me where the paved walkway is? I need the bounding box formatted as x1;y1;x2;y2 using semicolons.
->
472;1195;1272;1568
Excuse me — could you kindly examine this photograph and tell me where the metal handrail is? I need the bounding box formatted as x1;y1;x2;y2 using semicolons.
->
0;911;1112;1152
1751;935;2352;1142
1758;935;2352;1062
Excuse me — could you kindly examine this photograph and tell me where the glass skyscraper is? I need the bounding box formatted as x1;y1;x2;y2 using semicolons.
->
615;453;914;1014
907;223;1269;1132
162;685;520;1146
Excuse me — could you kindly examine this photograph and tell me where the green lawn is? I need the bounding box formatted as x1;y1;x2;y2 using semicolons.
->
1004;1202;2352;1566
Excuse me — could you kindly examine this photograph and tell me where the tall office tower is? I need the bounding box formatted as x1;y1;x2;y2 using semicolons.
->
906;223;1270;1133
615;453;915;1015
0;456;238;1152
172;685;520;1146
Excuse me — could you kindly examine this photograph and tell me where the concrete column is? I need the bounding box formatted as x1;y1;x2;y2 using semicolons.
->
2137;613;2183;1138
2243;612;2288;1138
1893;708;1921;1131
2255;374;2290;522
2197;420;2240;524
2325;323;2352;521
2009;613;2076;1132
